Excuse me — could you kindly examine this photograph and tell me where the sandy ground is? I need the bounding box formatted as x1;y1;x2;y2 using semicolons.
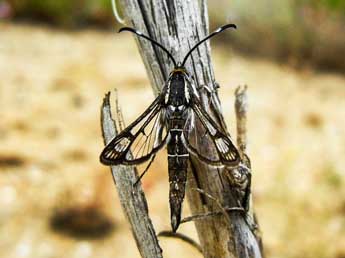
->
0;23;345;258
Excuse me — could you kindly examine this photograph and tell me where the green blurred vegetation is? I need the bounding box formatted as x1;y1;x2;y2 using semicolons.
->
219;0;345;71
3;0;345;72
7;0;113;26
312;0;345;12
6;0;344;26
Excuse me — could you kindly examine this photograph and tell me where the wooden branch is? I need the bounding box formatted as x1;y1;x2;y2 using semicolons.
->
100;92;163;258
235;85;248;157
234;86;264;255
114;1;263;257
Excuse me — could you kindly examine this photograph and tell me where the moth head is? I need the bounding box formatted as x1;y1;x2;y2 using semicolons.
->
171;64;188;76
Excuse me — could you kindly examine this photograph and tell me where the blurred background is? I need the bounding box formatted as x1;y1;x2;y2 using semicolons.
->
0;0;344;258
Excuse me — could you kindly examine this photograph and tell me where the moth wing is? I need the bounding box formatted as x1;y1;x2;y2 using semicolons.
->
100;96;168;165
183;99;240;166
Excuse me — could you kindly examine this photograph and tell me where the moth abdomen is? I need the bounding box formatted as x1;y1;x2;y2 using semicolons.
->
168;156;188;232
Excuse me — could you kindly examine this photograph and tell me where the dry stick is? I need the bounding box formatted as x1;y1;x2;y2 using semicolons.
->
116;1;263;257
234;86;264;254
114;89;126;131
235;85;248;157
158;231;203;254
100;92;163;258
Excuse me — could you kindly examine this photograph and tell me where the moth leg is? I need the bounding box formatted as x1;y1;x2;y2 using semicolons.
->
181;207;245;224
189;188;234;223
133;154;156;187
196;82;228;132
184;188;245;224
190;187;227;212
197;84;213;94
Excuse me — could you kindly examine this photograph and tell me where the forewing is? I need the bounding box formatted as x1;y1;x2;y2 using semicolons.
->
100;96;167;165
183;99;240;166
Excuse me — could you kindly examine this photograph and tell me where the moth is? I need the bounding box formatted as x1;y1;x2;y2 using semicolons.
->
100;24;240;232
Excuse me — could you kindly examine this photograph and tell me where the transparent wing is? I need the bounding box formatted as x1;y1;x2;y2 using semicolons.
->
183;98;240;166
100;96;168;165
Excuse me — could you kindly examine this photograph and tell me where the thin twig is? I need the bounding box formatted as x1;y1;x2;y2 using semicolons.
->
234;85;264;254
158;231;203;253
235;85;248;157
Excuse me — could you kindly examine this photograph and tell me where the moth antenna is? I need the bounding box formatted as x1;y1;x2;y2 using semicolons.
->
119;27;177;67
181;24;237;66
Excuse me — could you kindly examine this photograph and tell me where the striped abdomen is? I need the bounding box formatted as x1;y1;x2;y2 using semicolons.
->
167;120;188;232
